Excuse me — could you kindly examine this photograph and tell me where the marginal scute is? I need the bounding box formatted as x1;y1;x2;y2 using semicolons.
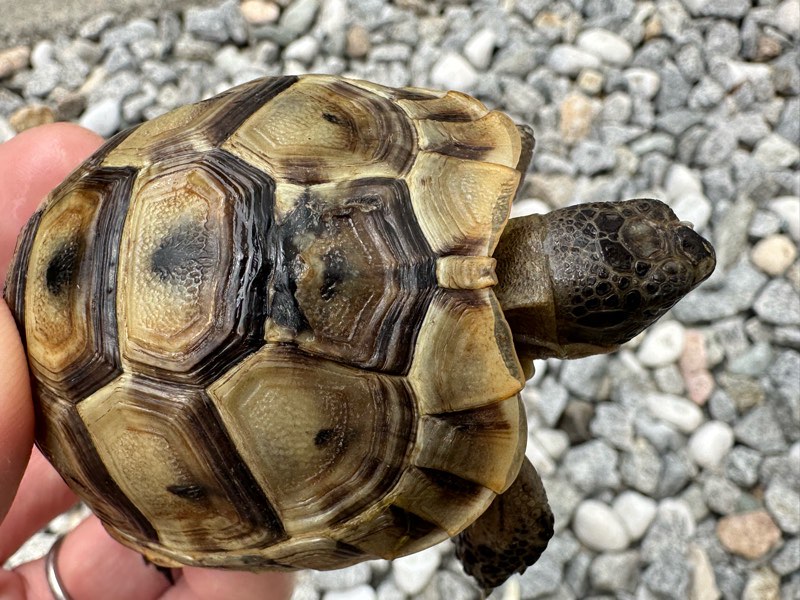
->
77;374;285;554
407;152;520;256
409;289;524;414
334;503;447;560
207;345;414;535
396;90;489;121
35;387;158;543
412;395;526;493
415;110;522;168
391;466;496;536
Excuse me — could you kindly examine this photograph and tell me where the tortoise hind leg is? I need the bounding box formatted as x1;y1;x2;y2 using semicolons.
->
454;457;554;593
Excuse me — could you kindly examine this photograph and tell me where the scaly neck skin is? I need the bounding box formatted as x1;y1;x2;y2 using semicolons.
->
493;213;618;379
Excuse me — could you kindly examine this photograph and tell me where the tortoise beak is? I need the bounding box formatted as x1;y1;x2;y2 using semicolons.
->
676;224;716;285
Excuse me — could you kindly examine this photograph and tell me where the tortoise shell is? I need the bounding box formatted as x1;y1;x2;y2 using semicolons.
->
4;75;532;570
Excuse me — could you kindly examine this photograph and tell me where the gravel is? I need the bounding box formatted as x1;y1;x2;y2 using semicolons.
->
2;1;798;599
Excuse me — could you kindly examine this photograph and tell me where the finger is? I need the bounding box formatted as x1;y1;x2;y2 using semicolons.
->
0;300;33;527
167;568;295;600
5;516;171;600
0;122;102;281
0;122;102;552
0;448;77;561
3;515;294;600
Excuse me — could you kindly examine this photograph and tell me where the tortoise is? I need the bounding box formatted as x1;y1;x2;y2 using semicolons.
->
3;75;715;592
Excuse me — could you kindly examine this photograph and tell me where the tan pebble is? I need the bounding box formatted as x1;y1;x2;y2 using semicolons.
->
346;25;371;59
50;87;86;121
577;69;604;95
717;510;782;559
534;11;564;29
756;36;782;61
560;91;596;145
688;544;720;600
742;567;780;600
9;104;55;132
0;45;30;79
240;0;280;25
679;330;714;405
751;233;797;276
644;15;663;40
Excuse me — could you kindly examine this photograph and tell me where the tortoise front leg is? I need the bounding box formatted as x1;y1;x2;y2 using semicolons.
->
453;457;554;594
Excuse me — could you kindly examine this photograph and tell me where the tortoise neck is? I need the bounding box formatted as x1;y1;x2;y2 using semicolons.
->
492;214;559;372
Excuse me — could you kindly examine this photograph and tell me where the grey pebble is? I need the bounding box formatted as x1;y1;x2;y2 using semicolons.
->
528;376;569;427
734;405;788;454
185;6;230;43
589;551;639;593
589;403;634;450
765;480;800;534
702;475;741;516
656;451;697;499
754;279;800;326
279;0;319;37
672;260;768;323
560;354;608;400
640;500;695;562
517;550;563;598
571;140;618;175
620;438;662;496
562;439;620;493
642;549;690;599
725;445;762;488
79;12;116;41
100;18;158;49
771;537;800;577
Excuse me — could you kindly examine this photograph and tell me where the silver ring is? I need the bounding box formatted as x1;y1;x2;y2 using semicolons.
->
45;533;73;600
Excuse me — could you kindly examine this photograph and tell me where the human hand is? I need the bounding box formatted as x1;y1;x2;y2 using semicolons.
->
0;123;295;600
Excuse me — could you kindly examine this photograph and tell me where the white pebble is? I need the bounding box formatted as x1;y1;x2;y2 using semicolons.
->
623;68;661;98
463;27;496;70
283;35;319;64
637;320;686;368
430;52;479;91
576;29;633;65
547;45;601;76
769;196;800;241
511;198;550;218
753;133;800;169
612;491;658;541
665;164;703;198
670;192;712;231
323;585;376;600
533;428;570;460
393;544;441;595
751;234;797;276
573;499;630;551
79;97;121;138
646;392;704;433
776;0;800;37
688;421;734;470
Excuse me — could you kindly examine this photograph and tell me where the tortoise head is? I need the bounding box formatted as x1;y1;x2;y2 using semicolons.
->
494;199;715;368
